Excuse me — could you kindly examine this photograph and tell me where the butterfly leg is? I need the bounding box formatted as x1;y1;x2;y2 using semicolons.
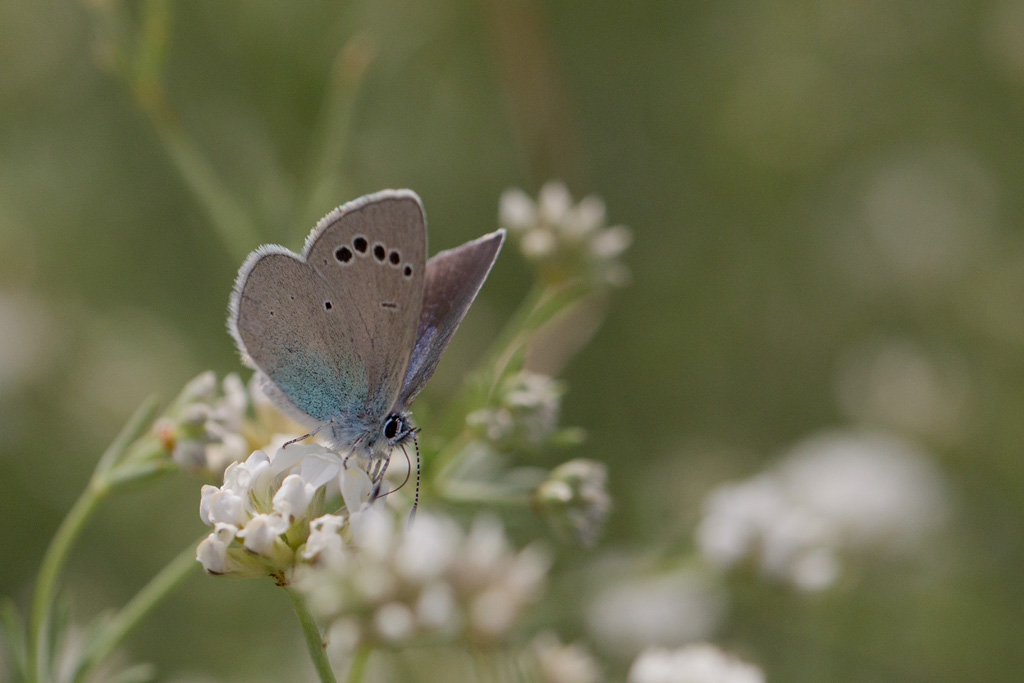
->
369;451;392;501
281;421;327;449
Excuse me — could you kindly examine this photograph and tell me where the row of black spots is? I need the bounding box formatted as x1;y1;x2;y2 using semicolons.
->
333;233;414;279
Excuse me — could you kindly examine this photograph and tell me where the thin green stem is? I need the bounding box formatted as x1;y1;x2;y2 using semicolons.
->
96;396;160;476
345;645;372;683
297;35;376;231
73;541;201;683
438;480;531;508
87;0;260;262
26;481;108;683
286;587;338;683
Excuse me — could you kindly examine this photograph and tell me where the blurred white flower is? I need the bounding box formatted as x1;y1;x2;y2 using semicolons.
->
158;372;308;477
467;371;566;450
499;181;632;288
535;459;610;546
835;338;971;445
195;444;374;579
586;568;726;658
295;510;550;649
533;632;603;683
628;644;765;683
697;429;949;591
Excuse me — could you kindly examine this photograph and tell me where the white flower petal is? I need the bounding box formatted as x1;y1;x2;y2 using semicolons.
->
499;188;539;231
299;452;343;491
238;513;289;555
340;465;374;514
303;514;347;563
196;523;238;574
274;474;316;520
374;603;415;643
538;181;573;224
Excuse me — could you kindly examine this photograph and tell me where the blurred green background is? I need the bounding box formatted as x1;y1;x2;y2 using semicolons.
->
3;0;1024;680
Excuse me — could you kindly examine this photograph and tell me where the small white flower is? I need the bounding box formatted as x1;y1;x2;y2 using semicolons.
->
536;459;611;546
294;511;550;648
199;484;248;528
394;514;462;582
238;513;289;555
340;464;374;515
303;514;347;563
499;188;539;231
196;523;238;574
196;442;372;579
164;372;294;477
563;196;607;240
587;569;725;658
696;429;949;591
273;474;316;521
180;371;217;404
628;644;765;683
468;371;566;451
415;582;458;631
498;182;632;288
533;632;603;683
589;226;633;259
538;181;574;224
374;603;416;643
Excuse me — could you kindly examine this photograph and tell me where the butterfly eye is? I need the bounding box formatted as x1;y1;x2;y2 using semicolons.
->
384;416;400;440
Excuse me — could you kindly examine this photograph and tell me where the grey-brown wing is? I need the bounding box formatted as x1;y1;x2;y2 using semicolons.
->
229;190;426;430
396;229;505;408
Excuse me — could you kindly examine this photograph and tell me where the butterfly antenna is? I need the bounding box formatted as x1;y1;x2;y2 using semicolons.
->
410;431;421;522
379;446;412;497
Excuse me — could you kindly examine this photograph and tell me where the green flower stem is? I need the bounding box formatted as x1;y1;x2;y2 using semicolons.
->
297;35;376;231
27;398;161;682
482;281;591;398
87;0;259;262
345;645;372;683
73;540;201;683
431;280;590;476
438;480;532;508
26;479;108;683
285;587;338;683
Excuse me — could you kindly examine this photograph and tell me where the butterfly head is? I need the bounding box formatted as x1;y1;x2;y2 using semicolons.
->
382;412;416;448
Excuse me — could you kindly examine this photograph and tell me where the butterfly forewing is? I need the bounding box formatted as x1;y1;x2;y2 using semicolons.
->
231;191;426;433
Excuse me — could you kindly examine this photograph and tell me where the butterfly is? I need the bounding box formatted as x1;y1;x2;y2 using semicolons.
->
228;190;504;508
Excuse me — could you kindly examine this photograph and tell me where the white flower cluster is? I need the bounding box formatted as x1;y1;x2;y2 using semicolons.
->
697;429;949;591
156;371;306;476
500;181;632;287
628;644;765;683
467;371;566;451
295;511;551;649
535;459;611;546
196;443;373;579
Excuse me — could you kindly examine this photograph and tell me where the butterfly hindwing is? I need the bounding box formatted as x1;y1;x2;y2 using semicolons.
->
397;229;505;408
